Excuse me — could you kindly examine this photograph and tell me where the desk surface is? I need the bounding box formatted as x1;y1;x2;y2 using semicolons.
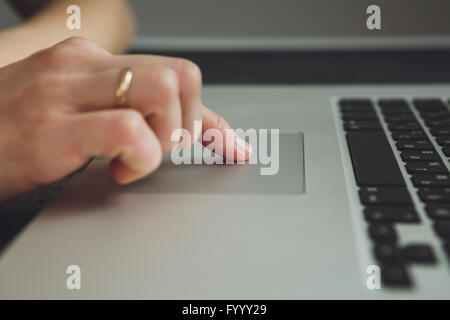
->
1;49;450;253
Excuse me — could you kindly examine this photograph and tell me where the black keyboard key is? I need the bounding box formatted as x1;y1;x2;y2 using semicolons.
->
344;121;381;131
382;109;412;116
347;132;405;186
391;130;427;141
374;244;401;263
413;99;447;111
401;150;441;161
412;173;450;187
381;264;412;288
434;221;450;239
425;204;450;219
420;110;450;120
402;244;437;264
431;128;450;136
396;140;432;150
418;188;450;203
388;123;421;131
359;187;412;205
384;114;416;123
369;224;398;243
339;99;373;111
364;207;420;223
378;99;411;115
436;136;450;146
425;119;450;128
378;99;410;109
405;161;447;174
341;111;377;121
442;146;450;157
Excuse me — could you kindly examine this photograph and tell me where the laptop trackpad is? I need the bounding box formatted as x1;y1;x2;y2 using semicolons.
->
112;133;304;195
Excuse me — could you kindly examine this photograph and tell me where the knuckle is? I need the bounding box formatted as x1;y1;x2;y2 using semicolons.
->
35;37;98;68
113;110;145;142
62;36;91;47
36;45;70;68
62;36;109;55
178;59;202;90
154;67;179;103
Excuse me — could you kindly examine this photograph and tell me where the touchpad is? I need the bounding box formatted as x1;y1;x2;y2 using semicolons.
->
112;133;304;195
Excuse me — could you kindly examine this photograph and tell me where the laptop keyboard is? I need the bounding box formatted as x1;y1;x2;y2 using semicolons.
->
339;98;450;288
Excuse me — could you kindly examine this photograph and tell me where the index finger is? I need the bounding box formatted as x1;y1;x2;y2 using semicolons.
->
201;106;253;161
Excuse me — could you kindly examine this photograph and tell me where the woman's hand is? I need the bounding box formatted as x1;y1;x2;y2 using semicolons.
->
0;37;251;201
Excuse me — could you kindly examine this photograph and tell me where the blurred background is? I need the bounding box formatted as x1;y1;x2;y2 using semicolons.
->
0;0;449;84
1;0;450;36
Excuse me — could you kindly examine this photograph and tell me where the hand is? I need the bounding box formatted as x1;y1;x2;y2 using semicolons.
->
0;37;252;201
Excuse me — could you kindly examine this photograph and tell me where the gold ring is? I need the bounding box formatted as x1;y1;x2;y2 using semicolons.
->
115;67;133;107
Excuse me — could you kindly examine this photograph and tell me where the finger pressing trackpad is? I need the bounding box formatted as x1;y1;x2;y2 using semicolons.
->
110;133;304;195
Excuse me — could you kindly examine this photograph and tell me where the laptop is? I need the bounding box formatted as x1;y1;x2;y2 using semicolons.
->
1;0;450;299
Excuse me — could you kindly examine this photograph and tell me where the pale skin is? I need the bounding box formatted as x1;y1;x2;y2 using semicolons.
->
0;1;252;201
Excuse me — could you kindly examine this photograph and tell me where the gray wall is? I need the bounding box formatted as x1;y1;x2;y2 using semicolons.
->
1;0;449;36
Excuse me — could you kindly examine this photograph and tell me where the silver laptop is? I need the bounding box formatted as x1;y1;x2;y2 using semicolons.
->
1;0;450;299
